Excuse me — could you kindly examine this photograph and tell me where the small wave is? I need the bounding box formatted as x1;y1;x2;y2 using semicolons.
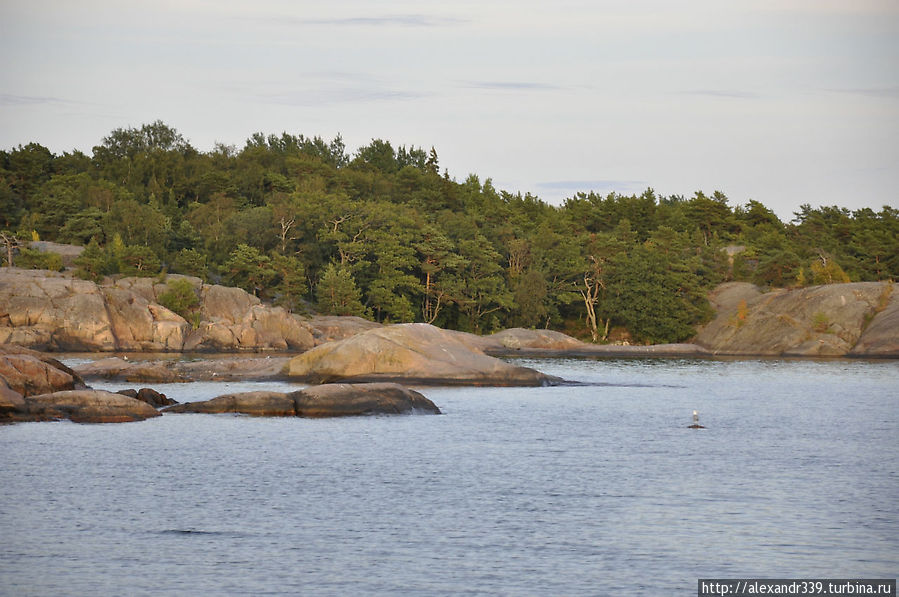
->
158;529;227;536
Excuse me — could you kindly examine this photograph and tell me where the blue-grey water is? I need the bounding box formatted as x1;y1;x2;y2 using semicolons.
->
1;357;897;596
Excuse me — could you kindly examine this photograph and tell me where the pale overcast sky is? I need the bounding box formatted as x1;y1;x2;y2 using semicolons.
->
1;0;897;220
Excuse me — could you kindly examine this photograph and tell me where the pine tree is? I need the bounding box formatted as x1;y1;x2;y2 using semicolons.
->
315;263;369;317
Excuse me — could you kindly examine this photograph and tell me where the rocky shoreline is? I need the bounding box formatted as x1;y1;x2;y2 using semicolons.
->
3;270;898;424
3;268;895;360
692;281;898;358
1;343;442;423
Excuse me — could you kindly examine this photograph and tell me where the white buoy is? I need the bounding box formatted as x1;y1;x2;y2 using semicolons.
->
689;409;705;429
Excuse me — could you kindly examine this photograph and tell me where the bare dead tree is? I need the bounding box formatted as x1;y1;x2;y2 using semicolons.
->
0;231;24;268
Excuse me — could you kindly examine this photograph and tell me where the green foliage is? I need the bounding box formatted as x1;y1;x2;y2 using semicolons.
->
30;173;91;238
224;244;277;295
103;199;167;254
812;312;831;333
117;244;162;277
808;252;851;285
604;244;713;344
754;249;802;287
270;253;307;312
14;247;63;271
59;208;105;245
171;248;208;280
511;268;550;328
5;122;895;343
157;278;200;320
73;237;113;281
316;262;369;317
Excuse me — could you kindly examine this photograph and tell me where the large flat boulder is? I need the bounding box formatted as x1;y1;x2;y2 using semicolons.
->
74;356;290;382
285;323;556;386
74;357;189;383
172;356;290;381
293;383;440;417
165;391;297;416
165;383;440;417
22;390;161;423
694;282;894;356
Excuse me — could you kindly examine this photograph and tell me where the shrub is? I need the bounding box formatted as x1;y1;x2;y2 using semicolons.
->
157;278;200;320
15;247;63;271
812;312;831;333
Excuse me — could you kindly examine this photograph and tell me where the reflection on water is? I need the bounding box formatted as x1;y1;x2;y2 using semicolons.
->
2;357;897;596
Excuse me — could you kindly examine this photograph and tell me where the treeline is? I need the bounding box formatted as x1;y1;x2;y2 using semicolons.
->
1;121;897;343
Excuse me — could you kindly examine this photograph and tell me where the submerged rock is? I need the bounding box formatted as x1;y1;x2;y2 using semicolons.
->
285;323;556;386
165;383;440;417
116;387;177;407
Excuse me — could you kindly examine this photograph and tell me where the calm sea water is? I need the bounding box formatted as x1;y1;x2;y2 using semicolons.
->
1;357;897;596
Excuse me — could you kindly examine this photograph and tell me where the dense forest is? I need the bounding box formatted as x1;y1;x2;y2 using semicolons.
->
1;121;897;343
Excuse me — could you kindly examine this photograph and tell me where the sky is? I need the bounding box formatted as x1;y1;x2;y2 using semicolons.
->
1;0;897;221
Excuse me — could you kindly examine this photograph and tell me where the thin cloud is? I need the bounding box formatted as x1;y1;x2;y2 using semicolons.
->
272;14;468;28
0;93;72;106
683;89;762;100
241;71;427;107
255;87;425;107
467;81;563;91
831;86;899;98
